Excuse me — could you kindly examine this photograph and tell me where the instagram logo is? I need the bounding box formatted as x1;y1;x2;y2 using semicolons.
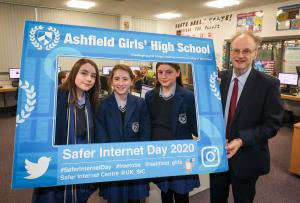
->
201;146;220;167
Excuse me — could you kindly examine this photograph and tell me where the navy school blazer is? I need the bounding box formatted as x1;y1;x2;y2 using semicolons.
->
144;84;200;194
55;89;95;145
145;84;198;140
95;93;151;143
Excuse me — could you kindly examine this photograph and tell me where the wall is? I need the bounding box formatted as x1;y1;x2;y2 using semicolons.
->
2;1;299;78
0;2;173;80
174;0;300;68
0;2;174;108
157;19;177;35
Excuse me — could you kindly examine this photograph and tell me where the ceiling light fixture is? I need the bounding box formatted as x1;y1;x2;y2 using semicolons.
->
67;0;96;9
155;12;182;20
206;0;240;9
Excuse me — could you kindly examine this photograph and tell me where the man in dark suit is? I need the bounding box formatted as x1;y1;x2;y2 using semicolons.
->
210;31;283;203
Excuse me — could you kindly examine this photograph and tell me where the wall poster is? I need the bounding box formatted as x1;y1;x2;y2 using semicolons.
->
236;11;263;32
283;41;300;73
277;4;300;30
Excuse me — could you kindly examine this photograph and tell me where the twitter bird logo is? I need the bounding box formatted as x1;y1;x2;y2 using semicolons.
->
24;156;51;179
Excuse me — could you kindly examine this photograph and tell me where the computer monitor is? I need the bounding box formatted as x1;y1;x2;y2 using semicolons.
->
278;73;298;86
102;66;113;75
9;68;20;79
140;85;153;99
130;66;140;72
278;73;299;94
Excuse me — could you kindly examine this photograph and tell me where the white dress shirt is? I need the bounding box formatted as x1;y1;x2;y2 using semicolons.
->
224;67;252;127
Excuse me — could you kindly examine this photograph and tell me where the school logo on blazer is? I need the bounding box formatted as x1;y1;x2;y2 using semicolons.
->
178;113;187;124
132;122;139;133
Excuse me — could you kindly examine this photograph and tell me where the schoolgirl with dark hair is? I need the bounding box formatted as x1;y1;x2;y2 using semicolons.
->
145;62;200;203
32;58;100;203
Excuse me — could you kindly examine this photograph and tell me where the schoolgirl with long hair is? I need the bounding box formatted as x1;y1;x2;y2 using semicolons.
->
32;58;100;203
145;62;200;203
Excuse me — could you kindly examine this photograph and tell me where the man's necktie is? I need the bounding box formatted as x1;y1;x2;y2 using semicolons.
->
226;78;238;138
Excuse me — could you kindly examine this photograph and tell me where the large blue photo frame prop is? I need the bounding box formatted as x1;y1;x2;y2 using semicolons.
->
12;21;227;189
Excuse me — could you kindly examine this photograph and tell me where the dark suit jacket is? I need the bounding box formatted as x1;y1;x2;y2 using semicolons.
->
220;68;283;179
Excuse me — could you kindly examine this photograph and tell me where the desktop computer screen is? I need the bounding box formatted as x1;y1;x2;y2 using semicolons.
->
9;68;20;79
278;73;298;86
102;66;113;75
140;85;153;99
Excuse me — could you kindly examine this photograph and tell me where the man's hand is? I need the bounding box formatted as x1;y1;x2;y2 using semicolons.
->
226;138;243;159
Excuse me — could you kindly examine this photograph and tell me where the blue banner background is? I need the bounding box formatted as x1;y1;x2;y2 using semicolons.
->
12;21;227;189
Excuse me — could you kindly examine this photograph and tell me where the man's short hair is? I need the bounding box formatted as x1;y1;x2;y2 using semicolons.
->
230;30;262;49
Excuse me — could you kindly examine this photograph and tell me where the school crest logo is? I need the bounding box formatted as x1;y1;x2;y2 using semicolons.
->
29;25;60;51
132;122;139;133
178;113;187;124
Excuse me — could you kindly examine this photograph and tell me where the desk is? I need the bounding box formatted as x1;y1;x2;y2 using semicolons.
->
281;94;300;102
0;87;17;107
281;94;300;118
289;122;300;175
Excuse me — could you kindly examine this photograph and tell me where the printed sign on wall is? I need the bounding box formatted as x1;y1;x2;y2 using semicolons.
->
277;4;300;30
175;14;233;38
12;21;227;189
236;11;263;32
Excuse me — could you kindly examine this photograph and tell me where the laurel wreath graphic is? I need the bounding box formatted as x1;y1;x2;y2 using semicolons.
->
29;25;43;50
16;80;36;126
209;72;221;100
29;25;60;51
45;26;60;51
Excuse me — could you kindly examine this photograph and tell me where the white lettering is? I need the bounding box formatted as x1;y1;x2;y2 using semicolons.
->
64;33;114;47
118;38;146;49
147;145;167;156
62;148;96;160
99;146;145;157
150;41;175;53
177;43;210;54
